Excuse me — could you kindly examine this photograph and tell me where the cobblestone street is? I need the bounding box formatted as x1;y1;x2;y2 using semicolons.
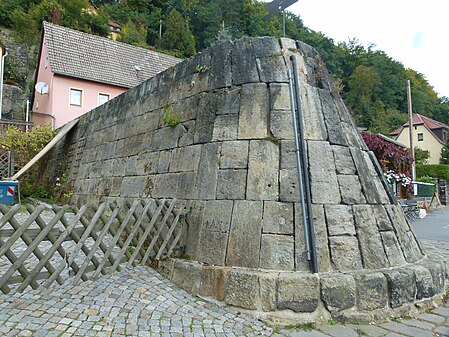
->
0;217;448;336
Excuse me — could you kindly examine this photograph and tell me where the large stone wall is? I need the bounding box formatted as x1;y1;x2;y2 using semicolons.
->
44;37;446;322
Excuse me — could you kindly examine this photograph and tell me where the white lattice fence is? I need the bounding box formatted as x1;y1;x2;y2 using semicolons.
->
0;198;184;294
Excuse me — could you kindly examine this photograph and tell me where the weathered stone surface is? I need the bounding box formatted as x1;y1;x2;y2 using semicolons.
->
334;95;366;149
224;269;259;310
263;201;294;234
257;55;288;83
374;205;394;231
318;89;348;146
216;169;247;200
424;258;446;294
184;200;205;260
383;269;417;308
325;205;356;236
212;114;238;141
215;87;240;115
279;169;299;202
329;236;363;271
238;83;269;139
363;151;391;204
146;126;182;151
259;273;278;312
277;274;319;313
194;92;217;144
247;140;279;200
226;201;263;268
208;41;232;89
176;172;196;199
338;175;366;204
169;145;201;172
179;120;195;147
321;274;356;312
280;37;297;51
270;110;294;139
355;273;388;311
145;173;179;198
197;231;228;266
157;150;172;173
269;83;291;111
350;148;388;204
380;231;406;266
259;234;295;270
353;205;389;269
200;266;231;301
231;38;259;85
300;85;328;140
280;140;296;169
385;205;423;263
252;36;282;58
220;141;249;169
171;95;199;122
194;143;220;199
171;260;202;295
120;176;145;197
308;141;341;204
410;265;435;300
134;152;159;175
202;200;234;232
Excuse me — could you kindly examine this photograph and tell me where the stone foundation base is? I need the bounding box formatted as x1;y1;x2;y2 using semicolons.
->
154;257;447;324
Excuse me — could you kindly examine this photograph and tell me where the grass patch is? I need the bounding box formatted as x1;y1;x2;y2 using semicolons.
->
284;322;315;331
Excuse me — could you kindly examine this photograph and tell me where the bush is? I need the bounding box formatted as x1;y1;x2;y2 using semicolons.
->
416;164;449;181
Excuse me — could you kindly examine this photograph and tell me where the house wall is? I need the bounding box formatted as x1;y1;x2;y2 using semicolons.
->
395;125;443;164
32;33;127;128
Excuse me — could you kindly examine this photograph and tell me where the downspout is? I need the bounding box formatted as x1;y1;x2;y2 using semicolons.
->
0;49;8;119
32;110;56;129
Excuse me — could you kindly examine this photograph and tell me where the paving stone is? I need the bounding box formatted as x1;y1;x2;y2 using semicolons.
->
316;324;358;337
380;321;434;337
415;312;446;324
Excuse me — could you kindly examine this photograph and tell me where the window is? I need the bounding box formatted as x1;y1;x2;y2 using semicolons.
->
417;133;424;141
70;89;82;106
98;93;110;106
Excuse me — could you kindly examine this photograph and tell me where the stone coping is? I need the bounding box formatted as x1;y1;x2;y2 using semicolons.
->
155;256;447;324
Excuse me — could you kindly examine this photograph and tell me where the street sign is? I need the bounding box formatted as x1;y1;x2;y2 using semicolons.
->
264;0;298;19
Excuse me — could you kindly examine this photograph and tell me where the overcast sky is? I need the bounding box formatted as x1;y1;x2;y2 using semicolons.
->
281;0;448;98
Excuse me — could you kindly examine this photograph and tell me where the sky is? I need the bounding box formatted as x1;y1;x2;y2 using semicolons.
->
281;0;449;98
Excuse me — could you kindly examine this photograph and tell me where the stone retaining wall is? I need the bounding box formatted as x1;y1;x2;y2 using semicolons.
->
43;36;446;322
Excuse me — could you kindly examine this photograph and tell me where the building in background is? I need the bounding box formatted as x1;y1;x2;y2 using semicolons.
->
32;22;181;128
390;114;448;164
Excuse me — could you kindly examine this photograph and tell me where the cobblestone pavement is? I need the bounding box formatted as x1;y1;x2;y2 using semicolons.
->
1;214;449;336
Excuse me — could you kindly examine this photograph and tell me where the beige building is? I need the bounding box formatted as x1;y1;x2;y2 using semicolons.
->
390;114;448;164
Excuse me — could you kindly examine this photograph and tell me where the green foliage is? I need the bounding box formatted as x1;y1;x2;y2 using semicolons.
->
416;164;449;181
160;9;196;57
414;147;431;165
161;103;180;127
4;57;27;87
118;20;148;47
0;124;55;199
441;138;449;164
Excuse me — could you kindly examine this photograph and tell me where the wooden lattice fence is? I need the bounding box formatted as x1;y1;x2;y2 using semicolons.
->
0;198;184;294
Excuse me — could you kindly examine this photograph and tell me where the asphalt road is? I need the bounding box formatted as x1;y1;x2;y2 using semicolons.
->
410;205;449;241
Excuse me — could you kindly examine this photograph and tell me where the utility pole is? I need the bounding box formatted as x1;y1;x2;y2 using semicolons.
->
0;48;8;120
407;79;415;181
159;20;162;40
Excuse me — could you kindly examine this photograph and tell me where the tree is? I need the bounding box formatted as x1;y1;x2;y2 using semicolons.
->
441;139;449;164
160;9;195;57
118;20;148;47
414;147;430;165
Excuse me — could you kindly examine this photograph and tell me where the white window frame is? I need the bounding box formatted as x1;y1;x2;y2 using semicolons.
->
69;88;83;106
417;133;424;141
98;93;110;106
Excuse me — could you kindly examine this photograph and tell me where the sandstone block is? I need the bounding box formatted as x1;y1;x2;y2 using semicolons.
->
202;200;234;232
216;169;247;200
238;83;269;139
200;266;231;301
321;274;356;312
383;268;417;308
169;145;201;172
270;110;294;139
280;140;296;169
338;175;366;204
380;231;406;266
410;265;435;300
269;83;291;111
197;231;228;266
224;269;260;310
257;55;288;83
212;114;238;141
300;85;328;140
157;150;172;173
374;205;394;231
247;140;279;200
329;236;363;271
325;205;356;236
209;41;232;89
277;273;319;313
120;176;145;197
171;260;202;295
194;143;220;199
355;273;388;311
220;141;249;169
259;234;295;270
231;38;259;85
263;201;294;234
318;89;348;146
279;169;299;202
226;201;263;268
215;87;240;115
135;152;159;175
260;273;278;312
308;141;341;204
176;172;196;199
194;92;217;144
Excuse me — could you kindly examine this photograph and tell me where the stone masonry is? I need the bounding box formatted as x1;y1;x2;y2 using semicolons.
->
43;37;446;323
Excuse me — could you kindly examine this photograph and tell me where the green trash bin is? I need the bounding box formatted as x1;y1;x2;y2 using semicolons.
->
0;181;19;205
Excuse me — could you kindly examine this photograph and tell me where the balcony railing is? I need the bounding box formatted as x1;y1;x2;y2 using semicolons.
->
0;120;33;132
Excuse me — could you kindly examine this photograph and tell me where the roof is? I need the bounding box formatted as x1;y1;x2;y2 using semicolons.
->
390;114;448;144
42;21;181;88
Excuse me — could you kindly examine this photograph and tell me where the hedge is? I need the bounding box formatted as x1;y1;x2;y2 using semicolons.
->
416;164;449;181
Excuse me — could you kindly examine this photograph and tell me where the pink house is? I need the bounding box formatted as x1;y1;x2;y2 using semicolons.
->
32;22;181;128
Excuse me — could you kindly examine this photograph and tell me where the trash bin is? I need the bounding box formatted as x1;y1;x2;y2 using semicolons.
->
0;181;19;205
